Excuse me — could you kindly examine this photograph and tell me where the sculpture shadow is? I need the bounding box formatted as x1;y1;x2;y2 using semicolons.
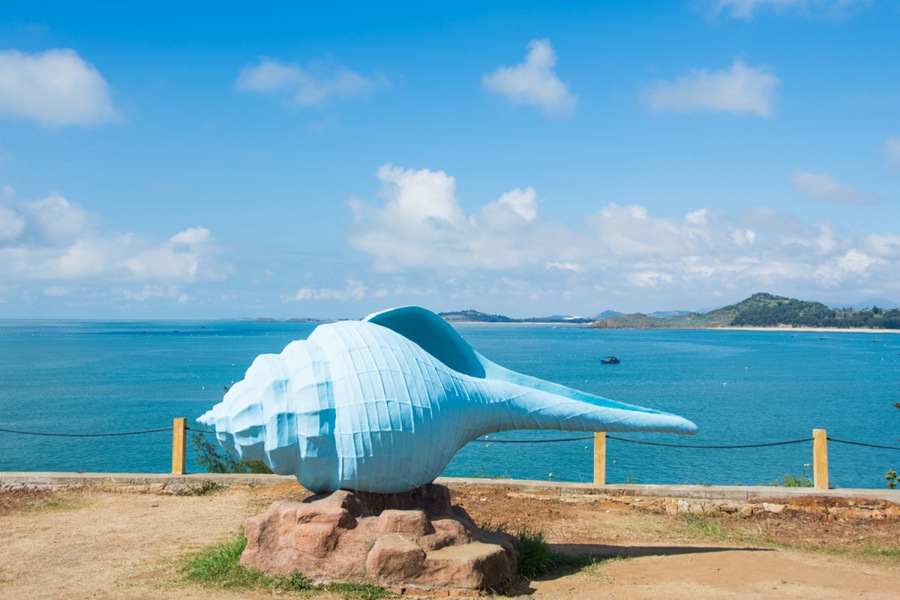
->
507;542;775;595
550;542;774;562
545;542;771;579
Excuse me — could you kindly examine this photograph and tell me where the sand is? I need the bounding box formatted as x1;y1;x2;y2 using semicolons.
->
1;482;898;599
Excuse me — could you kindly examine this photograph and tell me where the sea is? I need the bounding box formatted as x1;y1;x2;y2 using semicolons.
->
1;320;898;489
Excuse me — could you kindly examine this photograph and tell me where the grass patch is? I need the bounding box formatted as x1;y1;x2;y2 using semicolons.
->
676;515;900;564
482;521;617;580
682;513;726;538
516;529;556;579
757;539;900;562
26;495;86;513
764;472;814;488
188;480;225;496
180;530;391;598
861;543;900;560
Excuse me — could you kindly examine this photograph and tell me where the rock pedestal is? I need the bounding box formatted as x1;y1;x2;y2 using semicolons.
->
240;484;518;591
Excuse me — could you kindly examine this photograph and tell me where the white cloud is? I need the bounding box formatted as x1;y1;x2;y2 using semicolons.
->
544;261;583;272
482;39;577;117
286;279;369;302
0;189;227;286
497;188;538;222
171;226;212;246
121;285;190;303
886;137;900;171
350;164;561;271
790;171;870;205
372;163;465;227
0;49;120;126
236;57;386;107
348;164;900;308
712;0;871;19
641;60;779;117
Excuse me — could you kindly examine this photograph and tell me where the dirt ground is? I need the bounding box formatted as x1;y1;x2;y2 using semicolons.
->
1;481;898;599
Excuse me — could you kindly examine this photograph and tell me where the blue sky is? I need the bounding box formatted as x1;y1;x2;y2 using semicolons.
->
1;0;898;318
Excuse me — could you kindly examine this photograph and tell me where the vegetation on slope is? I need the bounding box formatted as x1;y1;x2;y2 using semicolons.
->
438;309;517;323
589;292;900;330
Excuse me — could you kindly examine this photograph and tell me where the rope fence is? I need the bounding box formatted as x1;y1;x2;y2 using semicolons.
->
0;426;173;438
1;419;898;488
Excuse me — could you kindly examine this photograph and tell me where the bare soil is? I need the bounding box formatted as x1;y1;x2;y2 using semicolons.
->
1;481;898;599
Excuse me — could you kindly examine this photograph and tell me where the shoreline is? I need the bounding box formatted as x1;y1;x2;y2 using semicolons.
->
453;321;900;333
716;326;899;334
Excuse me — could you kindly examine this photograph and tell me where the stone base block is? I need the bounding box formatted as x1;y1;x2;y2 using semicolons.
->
240;484;518;591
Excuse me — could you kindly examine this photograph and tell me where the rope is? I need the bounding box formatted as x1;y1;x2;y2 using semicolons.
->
827;437;900;451
606;435;813;449
0;426;172;438
3;425;896;451
186;426;215;434
474;434;813;448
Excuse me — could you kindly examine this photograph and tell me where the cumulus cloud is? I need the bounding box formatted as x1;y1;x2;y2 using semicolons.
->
285;279;372;302
350;164;565;272
348;164;899;306
236;57;386;107
790;171;871;205
641;60;779;117
0;189;227;288
886;137;900;171
482;39;577;117
0;49;120;126
711;0;871;19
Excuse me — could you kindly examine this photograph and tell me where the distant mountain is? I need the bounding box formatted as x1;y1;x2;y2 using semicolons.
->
836;298;900;310
439;310;593;324
592;310;624;319
588;292;900;330
522;314;594;323
648;310;692;319
438;310;516;323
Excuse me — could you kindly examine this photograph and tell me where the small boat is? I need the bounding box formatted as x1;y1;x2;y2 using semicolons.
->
600;356;620;365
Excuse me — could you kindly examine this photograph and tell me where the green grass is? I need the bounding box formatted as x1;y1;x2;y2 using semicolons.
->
682;513;726;538
677;514;900;564
180;530;391;598
515;529;557;579
25;495;85;513
189;480;225;496
861;543;900;560
181;531;273;589
481;521;617;581
764;472;814;487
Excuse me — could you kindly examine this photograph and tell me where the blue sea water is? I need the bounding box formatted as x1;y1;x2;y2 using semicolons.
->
0;320;898;489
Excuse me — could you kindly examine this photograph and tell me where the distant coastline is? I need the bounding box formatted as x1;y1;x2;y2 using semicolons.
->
445;322;899;333
716;326;899;334
439;292;900;331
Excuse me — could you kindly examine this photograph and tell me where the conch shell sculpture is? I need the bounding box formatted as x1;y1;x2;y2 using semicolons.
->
199;306;697;493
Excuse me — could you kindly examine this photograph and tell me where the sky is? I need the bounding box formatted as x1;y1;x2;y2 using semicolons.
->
0;0;898;319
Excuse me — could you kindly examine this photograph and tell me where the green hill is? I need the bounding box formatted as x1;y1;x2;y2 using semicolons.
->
588;292;900;330
438;310;516;323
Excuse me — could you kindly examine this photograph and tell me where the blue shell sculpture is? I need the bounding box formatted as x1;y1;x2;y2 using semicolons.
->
198;306;697;493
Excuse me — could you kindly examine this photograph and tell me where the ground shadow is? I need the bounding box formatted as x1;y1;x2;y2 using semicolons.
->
508;543;775;596
551;542;773;560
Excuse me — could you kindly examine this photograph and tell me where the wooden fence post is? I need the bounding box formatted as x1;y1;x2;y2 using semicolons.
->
813;428;829;490
172;418;187;475
594;432;606;485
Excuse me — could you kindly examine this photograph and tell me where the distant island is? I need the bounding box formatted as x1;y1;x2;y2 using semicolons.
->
438;310;594;324
439;293;900;330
